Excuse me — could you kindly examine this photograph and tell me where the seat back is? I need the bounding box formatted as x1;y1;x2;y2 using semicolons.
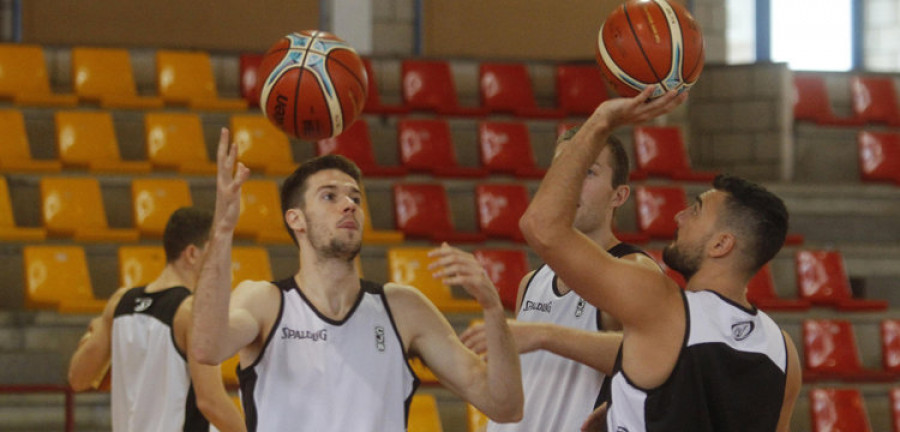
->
232;246;273;288
809;388;873;432
633;126;692;176
556;64;609;115
858;130;900;183
0;109;36;162
54;111;123;166
24;245;95;309
473;249;529;311
236;180;283;236
479;63;537;111
131;178;193;237
793;74;835;122
475;183;528;240
230;114;294;170
398;118;459;171
40;177;110;235
362;57;383;108
144;112;210;168
156;50;220;103
408;394;443;432
387;247;479;313
882;320;900;373
118;245;166;287
478;121;537;174
746;264;777;304
851;76;900;124
392;183;455;237
317;120;380;170
221;355;241;387
71;47;140;100
803;319;865;374
891;387;900;432
795;250;853;305
467;404;489;432
239;53;264;108
402;60;460;110
0;176;17;228
634;186;686;239
0;44;52;96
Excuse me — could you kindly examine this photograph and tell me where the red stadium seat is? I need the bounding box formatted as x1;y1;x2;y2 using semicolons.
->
634;186;686;240
474;184;529;242
891;387;900;432
479;63;563;118
851;76;900;126
858;130;900;185
792;74;864;126
646;249;686;289
239;53;263;108
317;120;406;177
882;320;900;376
809;388;873;432
362;58;409;115
556;64;610;116
392;183;486;243
795;250;888;311
401;60;488;116
745;264;811;311
632;126;717;181
474;249;529;312
803;319;894;382
397;119;487;178
477;121;545;178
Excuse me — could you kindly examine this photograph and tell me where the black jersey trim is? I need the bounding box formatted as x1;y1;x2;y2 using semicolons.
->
182;382;211;431
286;275;367;326
517;264;545;313
701;289;759;316
240;280;286;373
376;280;422;428
240;368;259;431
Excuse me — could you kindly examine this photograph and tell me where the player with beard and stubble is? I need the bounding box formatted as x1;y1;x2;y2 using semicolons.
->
190;129;523;432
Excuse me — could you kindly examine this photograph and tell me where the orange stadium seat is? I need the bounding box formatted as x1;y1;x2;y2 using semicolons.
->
231;246;273;287
556;64;610;116
362;58;409;115
393;183;486;243
131;178;193;238
795;250;888;311
317;120;407;177
71;47;164;109
238;53;263;108
118;245;166;287
0;44;78;107
473;248;529;312
236;180;292;244
408;357;438;385
745;264;810;311
144;112;217;174
360;189;403;244
397;118;488;178
0;110;62;173
858;130;900;185
634;186;686;240
156;50;248;111
851;75;900;127
230;114;296;176
478;63;563;118
0;176;45;241
478;121;546;179
803;319;894;382
646;249;686;289
474;183;529;242
891;387;900;432
401;60;488;116
221;355;241;388
809;388;873;432
632;126;717;181
882;320;900;376
54;111;153;173
387;247;481;314
408;394;443;432
467;404;489;432
792;74;864;126
40;177;139;242
24;245;106;313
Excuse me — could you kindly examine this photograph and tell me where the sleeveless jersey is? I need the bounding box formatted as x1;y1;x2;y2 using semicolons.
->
606;290;788;432
238;278;419;432
111;286;209;432
489;243;647;432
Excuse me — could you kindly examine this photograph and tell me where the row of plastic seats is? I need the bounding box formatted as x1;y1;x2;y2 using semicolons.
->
810;387;900;432
0;44;246;110
859;130;900;185
794;73;900;127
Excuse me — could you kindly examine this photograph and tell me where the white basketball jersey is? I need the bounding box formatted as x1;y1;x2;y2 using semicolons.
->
239;278;418;432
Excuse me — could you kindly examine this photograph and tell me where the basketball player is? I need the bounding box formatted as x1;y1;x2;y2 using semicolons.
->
190;129;523;431
520;86;801;432
68;207;245;432
460;129;661;432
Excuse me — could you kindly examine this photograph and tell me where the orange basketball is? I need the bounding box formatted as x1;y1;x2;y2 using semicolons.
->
258;31;367;140
596;0;704;98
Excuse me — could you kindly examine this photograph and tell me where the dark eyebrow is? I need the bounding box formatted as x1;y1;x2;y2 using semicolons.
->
316;184;361;195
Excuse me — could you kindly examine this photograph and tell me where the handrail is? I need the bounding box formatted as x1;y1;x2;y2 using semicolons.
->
0;384;74;432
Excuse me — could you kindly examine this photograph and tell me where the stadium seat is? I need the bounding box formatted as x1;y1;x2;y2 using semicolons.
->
891;387;900;432
477;121;546;178
230;115;296;176
0;44;78;107
40;177;139;242
238;53;263;108
155;50;248;111
745;264;811;311
0;110;62;173
632;126;717;181
646;249;686;289
131;178;193;238
634;186;686;239
851;76;900;126
118;245;166;287
408;357;438;385
144;112;217;175
392;183;486;243
236;180;293;244
473;249;529;312
809;388;873;432
795;250;889;311
467;404;489;432
479;63;563;118
221;355;240;387
361;58;409;115
792;74;864;126
803;319;894;382
23;245;106;313
387;247;481;313
556;64;610;116
317;120;407;177
401;60;488;116
360;189;404;244
231;246;273;288
408;394;443;432
397;118;488;178
71;47;164;109
858;130;900;185
882;320;900;376
0;176;46;241
54;111;153;173
474;184;529;242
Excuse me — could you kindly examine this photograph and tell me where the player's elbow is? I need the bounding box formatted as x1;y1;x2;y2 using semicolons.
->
67;369;91;392
488;400;524;423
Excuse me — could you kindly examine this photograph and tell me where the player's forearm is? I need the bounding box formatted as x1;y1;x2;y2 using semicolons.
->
191;229;236;365
197;392;247;432
536;325;622;375
482;304;524;422
68;339;108;391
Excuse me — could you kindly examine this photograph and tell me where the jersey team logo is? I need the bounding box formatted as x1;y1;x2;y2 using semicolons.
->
731;321;755;341
134;297;153;312
575;298;586;318
375;326;386;352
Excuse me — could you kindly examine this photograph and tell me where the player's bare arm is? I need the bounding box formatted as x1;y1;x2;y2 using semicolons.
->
68;286;128;391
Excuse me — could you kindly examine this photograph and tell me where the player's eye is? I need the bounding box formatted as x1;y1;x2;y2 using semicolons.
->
351;196;361;205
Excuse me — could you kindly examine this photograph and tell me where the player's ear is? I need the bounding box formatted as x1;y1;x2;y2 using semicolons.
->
610;185;630;208
285;208;306;234
709;231;735;258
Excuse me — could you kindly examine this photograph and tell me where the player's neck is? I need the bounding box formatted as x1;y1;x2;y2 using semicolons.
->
295;255;361;319
685;264;752;309
145;264;193;293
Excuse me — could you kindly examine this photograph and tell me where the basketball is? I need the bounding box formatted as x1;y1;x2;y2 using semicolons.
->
596;0;705;99
257;30;368;140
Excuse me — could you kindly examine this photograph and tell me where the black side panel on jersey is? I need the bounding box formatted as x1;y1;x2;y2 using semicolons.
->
113;285;191;327
240;368;260;432
182;383;211;432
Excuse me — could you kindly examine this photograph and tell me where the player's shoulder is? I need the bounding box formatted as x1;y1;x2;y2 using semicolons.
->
231;279;283;312
382;282;436;313
620;250;661;272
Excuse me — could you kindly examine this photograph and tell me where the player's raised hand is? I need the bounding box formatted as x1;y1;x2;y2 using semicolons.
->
428;243;502;311
214;128;251;233
591;85;687;131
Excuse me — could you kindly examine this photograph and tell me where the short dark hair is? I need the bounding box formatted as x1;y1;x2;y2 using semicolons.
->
558;124;629;187
163;207;213;263
713;175;788;274
280;154;362;245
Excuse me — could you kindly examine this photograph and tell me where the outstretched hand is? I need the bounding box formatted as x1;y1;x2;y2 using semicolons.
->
428;243;502;310
589;85;688;132
214;128;251;233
